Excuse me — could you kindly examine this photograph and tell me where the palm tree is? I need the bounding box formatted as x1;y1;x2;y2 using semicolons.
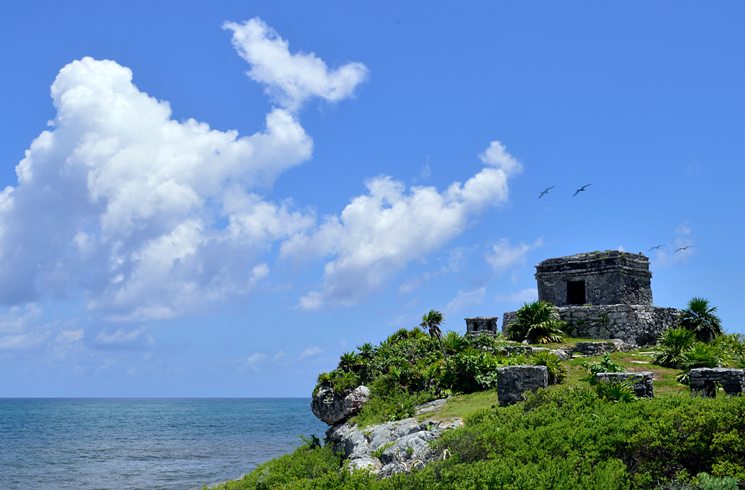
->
680;297;723;343
420;309;446;358
508;300;565;344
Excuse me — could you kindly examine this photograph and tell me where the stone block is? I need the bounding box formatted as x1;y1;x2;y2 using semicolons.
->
595;371;654;398
465;317;498;335
497;365;548;406
689;368;745;397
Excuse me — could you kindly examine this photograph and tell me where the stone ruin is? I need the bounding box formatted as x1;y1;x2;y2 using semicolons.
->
465;317;498;336
689;368;745;397
503;251;680;346
496;365;548;405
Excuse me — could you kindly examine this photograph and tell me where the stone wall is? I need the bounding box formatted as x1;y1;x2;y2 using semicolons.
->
465;317;498;335
503;304;680;346
496;365;548;406
595;372;654;398
535;251;652;306
689;368;745;397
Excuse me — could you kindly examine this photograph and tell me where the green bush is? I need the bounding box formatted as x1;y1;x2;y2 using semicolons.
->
655;327;696;368
442;349;503;393
530;350;567;384
507;300;566;344
595;380;636;402
582;353;624;383
680;297;723;343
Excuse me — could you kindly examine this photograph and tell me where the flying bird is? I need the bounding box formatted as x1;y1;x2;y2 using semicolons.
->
572;183;592;197
539;186;555;199
649;244;664;251
675;245;694;253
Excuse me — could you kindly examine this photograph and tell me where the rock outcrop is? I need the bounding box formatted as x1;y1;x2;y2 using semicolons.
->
311;385;371;425
326;416;463;477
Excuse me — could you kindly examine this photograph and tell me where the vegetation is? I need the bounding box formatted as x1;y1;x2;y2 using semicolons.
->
507;300;566;344
213;387;745;489
215;297;745;489
680;297;723;342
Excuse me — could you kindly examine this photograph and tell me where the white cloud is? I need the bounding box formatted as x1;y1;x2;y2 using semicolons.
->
299;345;323;360
446;287;486;313
224;18;368;112
485;237;543;272
245;352;269;367
479;140;522;175
495;288;538;304
0;19;354;321
93;326;154;351
284;140;521;309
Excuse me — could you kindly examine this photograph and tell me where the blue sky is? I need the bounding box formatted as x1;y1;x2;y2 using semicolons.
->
1;1;743;396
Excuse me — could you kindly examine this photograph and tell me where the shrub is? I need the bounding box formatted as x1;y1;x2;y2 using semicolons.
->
507;300;566;344
595;380;636;402
582;353;624;383
442;349;503;393
530;350;567;384
655;327;696;368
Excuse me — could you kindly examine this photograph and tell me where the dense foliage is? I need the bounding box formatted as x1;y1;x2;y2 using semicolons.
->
314;325;566;426
680;297;723;342
214;387;745;489
507;300;566;344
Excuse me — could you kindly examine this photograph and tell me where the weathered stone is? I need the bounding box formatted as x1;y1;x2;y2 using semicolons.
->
595;372;654;398
414;398;446;415
572;339;634;356
689;368;745;397
504;304;679;346
499;344;571;361
311;385;370;425
326;417;463;477
465;317;498;335
535;251;653;306
496;365;548;406
501;251;681;346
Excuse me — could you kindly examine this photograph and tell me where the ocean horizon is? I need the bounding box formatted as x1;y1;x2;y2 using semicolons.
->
0;397;327;489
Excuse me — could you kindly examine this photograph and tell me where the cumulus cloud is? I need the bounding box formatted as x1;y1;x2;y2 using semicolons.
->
0;15;367;322
224;18;368;111
93;326;154;351
485;237;543;273
284;140;522;309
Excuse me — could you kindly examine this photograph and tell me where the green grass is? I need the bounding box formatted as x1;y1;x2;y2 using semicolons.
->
426;389;497;421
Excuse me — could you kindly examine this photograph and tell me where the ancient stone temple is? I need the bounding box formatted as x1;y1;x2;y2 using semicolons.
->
503;251;680;346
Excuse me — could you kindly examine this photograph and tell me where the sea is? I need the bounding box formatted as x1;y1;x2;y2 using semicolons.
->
0;398;327;489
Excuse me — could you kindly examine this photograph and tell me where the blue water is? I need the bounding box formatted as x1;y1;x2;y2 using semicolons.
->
0;398;327;489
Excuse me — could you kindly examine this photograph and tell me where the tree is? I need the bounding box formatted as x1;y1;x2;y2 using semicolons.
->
680;297;723;343
508;300;565;344
420;309;446;358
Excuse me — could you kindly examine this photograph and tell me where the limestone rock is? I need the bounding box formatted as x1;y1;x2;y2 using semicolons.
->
326;416;463;477
496;365;548;406
311;385;370;426
689;368;745;397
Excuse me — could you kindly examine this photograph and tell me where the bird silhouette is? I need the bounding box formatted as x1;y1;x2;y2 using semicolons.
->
539;186;555;199
649;244;664;251
675;245;694;253
572;183;592;197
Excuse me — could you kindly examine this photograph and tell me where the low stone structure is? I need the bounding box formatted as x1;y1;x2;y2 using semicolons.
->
500;345;571;361
689;368;745;397
502;251;681;346
595;372;654;398
465;317;498;335
311;385;371;425
496;365;548;406
572;339;634;356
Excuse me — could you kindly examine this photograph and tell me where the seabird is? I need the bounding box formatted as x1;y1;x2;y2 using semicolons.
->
675;245;694;253
649;245;664;251
539;186;555;199
572;183;592;197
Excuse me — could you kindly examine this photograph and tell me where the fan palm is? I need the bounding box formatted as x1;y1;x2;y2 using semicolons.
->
680;297;723;342
508;300;565;344
420;309;446;358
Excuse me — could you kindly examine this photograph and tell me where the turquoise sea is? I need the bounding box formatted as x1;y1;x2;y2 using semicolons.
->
0;398;327;489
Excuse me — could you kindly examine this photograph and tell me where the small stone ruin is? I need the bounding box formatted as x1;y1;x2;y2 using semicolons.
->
496;365;548;406
503;251;681;346
465;317;498;335
595;372;654;398
689;368;745;397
